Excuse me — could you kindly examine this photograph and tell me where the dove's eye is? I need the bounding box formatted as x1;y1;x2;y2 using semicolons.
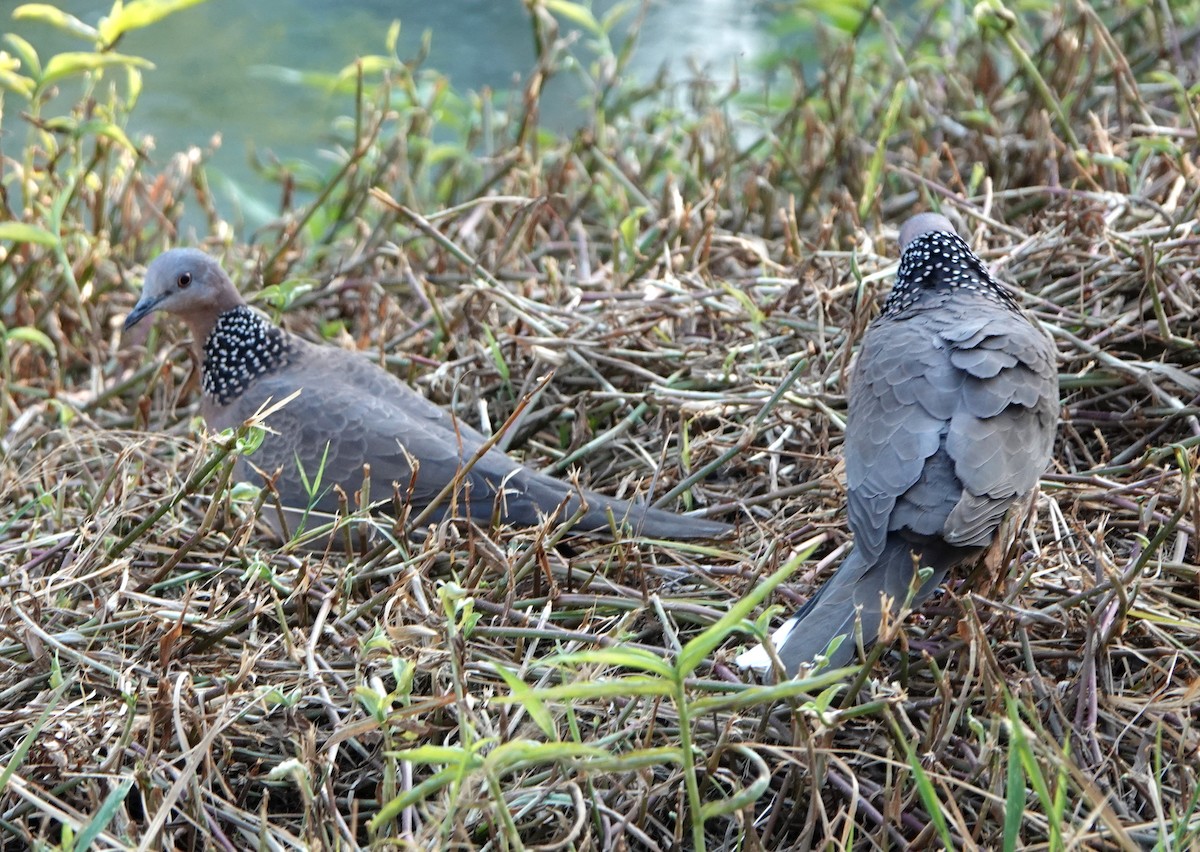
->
177;273;192;289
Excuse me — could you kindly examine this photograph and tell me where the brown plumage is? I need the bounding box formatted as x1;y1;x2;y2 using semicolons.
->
125;249;732;543
738;213;1059;675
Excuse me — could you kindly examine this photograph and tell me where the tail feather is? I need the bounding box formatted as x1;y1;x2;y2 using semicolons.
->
513;472;732;539
738;537;960;675
570;488;733;540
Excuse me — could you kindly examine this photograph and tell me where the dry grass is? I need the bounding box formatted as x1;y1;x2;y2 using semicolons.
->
2;1;1200;849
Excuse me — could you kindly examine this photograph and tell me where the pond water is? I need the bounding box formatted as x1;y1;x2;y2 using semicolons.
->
9;0;781;225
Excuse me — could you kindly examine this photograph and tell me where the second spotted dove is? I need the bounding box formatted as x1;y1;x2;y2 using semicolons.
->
738;214;1059;675
125;249;732;543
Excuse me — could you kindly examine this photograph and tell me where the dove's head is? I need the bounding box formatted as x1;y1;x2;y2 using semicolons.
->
125;248;246;339
887;213;1019;315
898;213;955;251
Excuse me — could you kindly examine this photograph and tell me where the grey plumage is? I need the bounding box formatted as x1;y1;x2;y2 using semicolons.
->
738;213;1058;675
125;249;732;543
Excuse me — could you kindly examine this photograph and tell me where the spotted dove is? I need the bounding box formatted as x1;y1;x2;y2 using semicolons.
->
124;249;732;542
738;213;1059;675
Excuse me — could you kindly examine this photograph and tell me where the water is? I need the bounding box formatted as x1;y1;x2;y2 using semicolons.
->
7;0;775;223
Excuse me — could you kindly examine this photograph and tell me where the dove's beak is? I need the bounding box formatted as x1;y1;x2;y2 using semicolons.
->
124;292;165;330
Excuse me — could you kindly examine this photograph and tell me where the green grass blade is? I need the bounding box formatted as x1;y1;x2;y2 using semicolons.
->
493;664;558;739
903;743;955;848
1003;732;1027;852
676;536;823;676
74;778;133;852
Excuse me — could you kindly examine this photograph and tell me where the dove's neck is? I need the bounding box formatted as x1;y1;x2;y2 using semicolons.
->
200;306;294;405
886;230;1021;317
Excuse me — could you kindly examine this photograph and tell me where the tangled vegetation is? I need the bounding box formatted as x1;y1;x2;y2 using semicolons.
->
1;0;1199;848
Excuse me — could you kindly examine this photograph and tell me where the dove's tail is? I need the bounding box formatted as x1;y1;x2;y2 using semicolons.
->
574;488;734;540
486;469;734;540
737;536;962;675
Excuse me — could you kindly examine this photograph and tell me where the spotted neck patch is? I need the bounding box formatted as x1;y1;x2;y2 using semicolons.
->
202;306;292;405
886;229;1021;316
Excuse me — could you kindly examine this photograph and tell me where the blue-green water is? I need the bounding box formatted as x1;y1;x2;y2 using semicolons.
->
8;1;776;224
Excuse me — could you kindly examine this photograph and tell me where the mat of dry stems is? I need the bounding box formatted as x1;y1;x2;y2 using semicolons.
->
3;151;1200;851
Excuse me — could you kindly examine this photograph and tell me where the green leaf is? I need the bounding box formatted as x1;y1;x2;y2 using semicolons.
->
483;739;607;776
12;4;100;41
77;119;137;152
98;0;209;46
388;744;478;766
1003;733;1026;852
675;537;822;676
1005;693;1063;849
257;278;314;311
5;326;56;355
228;482;261;502
125;63;144;106
601;1;637;33
688;668;854;715
46;398;75;426
905;744;956;848
42;116;78;133
698;745;771;820
371;766;458;830
0;69;35;98
540;648;674;679
967;163;987;197
391;657;414;700
235;423;266;455
0;223;59;246
542;0;603;35
40;52;154;90
618;207;646;253
0;680;68;790
808;681;844;713
580;746;682;772
3;34;42;77
720;280;766;325
501;676;672;703
425;143;469;167
1074;150;1132;175
481;324;510;382
797;0;871;32
335;54;401;85
493;666;557;739
73;778;133;852
353;685;385;720
858;80;906;221
1125;606;1196;628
